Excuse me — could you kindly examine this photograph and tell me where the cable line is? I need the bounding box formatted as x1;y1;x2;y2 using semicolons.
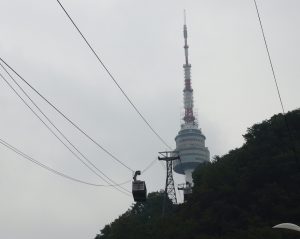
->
0;67;131;194
253;0;299;163
0;138;131;190
56;0;172;150
141;158;158;174
0;70;131;195
0;57;134;173
253;0;285;114
0;69;131;194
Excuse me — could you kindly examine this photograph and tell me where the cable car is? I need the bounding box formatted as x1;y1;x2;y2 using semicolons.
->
132;171;147;202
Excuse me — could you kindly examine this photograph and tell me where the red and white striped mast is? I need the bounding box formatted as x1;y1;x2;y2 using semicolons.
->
182;11;196;125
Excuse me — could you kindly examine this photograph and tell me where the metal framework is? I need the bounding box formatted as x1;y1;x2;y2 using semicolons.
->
158;151;179;215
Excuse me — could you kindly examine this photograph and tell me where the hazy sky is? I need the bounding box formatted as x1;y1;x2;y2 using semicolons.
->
0;0;299;238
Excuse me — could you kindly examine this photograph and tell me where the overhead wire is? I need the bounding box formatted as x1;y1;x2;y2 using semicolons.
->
0;57;134;173
56;0;172;152
253;0;285;114
0;69;131;196
141;158;158;174
253;0;299;163
0;69;131;195
0;138;131;189
1;0;176;198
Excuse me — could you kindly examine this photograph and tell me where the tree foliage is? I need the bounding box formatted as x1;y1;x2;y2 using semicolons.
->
95;109;300;239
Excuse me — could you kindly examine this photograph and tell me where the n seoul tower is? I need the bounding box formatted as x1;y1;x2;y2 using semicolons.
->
173;12;210;187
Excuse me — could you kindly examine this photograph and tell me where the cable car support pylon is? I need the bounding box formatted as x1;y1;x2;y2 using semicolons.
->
158;151;179;216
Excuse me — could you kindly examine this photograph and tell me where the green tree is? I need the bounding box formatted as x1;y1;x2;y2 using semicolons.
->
95;109;300;239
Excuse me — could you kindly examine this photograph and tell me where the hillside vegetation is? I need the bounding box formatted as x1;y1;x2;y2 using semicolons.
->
95;109;300;239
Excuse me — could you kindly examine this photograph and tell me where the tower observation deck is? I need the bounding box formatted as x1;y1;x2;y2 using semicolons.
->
173;14;210;185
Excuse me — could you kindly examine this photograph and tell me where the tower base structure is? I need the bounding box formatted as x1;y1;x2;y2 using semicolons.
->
178;183;192;202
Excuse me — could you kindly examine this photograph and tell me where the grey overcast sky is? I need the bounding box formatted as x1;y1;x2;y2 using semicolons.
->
0;0;299;238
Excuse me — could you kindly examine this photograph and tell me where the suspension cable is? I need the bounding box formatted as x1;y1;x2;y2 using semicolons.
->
0;70;131;195
0;57;134;173
253;0;299;163
0;138;131;191
56;0;172;150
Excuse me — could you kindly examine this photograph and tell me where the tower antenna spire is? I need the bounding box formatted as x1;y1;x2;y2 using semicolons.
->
183;10;189;66
182;10;194;124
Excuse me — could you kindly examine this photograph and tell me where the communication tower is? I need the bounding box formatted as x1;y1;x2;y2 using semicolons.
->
173;12;210;198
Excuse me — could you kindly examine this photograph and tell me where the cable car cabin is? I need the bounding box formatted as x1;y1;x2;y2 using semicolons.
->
132;180;147;202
